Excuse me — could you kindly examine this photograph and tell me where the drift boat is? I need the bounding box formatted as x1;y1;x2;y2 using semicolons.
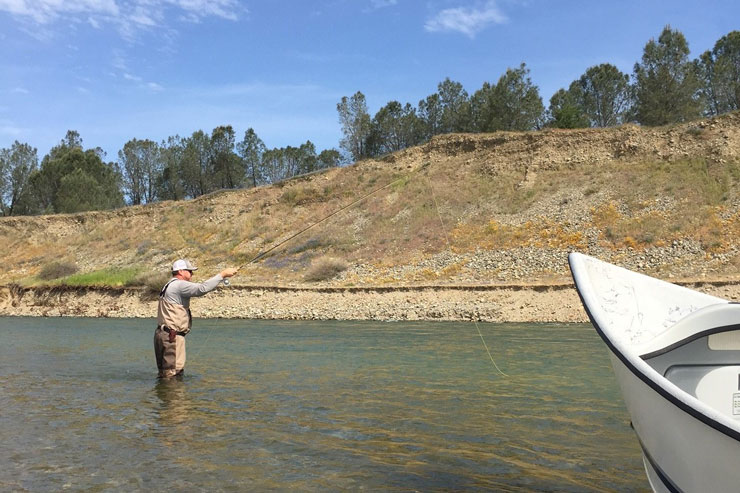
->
569;252;740;492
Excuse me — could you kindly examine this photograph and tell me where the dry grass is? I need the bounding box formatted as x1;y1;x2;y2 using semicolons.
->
4;116;740;287
304;257;348;282
133;270;172;294
37;261;79;280
451;219;586;251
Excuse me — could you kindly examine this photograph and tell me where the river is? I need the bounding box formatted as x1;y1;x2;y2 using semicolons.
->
0;317;648;491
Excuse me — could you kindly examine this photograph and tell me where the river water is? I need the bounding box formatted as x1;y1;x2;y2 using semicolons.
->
0;317;648;492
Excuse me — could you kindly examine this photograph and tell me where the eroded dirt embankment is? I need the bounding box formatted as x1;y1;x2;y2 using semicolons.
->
3;281;740;323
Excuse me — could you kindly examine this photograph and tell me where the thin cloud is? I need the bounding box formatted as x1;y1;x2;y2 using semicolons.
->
120;72;163;91
0;0;119;24
165;0;240;21
425;1;507;38
0;0;243;37
187;82;332;101
128;5;158;27
367;0;397;10
0;120;25;136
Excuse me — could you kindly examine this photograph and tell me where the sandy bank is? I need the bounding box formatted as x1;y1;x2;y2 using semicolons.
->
3;281;740;323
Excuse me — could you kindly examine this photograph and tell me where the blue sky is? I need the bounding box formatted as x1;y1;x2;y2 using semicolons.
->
1;0;739;161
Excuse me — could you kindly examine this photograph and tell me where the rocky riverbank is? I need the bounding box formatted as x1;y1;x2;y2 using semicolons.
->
3;280;740;323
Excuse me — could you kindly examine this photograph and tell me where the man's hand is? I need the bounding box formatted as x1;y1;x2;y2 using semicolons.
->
220;267;238;278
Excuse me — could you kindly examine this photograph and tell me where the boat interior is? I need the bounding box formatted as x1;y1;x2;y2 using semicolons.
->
641;326;740;421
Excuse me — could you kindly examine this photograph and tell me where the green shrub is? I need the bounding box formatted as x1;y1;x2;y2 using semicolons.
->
38;261;79;280
304;257;348;282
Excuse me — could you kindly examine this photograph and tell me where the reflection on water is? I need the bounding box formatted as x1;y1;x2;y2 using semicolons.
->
0;317;649;491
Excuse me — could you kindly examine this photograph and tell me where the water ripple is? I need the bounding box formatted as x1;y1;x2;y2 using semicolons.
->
0;317;648;491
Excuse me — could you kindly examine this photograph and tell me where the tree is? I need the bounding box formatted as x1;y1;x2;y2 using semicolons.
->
260;148;286;185
118;138;161;205
337;91;372;162
633;25;704;125
296;141;318;175
211;125;243;190
0;149;5;212
367;101;422;155
56;130;83;154
258;141;320;184
547;88;590;129
698;30;740;116
180;130;212;198
437;78;471;133
0;141;38;215
417;93;444;140
317;149;342;169
576;64;632;127
470;81;494;132
237;128;266;187
471;63;544;132
56;168;112;213
157;135;187;201
30;131;123;213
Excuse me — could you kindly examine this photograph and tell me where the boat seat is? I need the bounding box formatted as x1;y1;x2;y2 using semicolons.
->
664;364;740;420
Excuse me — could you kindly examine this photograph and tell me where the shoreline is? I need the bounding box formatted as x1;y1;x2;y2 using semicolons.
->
2;280;740;322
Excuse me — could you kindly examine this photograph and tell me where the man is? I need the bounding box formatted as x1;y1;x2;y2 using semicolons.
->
154;259;237;378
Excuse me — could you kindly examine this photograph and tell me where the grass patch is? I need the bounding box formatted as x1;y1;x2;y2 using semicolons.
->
451;219;586;251
591;201;736;251
54;267;144;288
280;186;328;206
390;175;410;192
642;158;729;206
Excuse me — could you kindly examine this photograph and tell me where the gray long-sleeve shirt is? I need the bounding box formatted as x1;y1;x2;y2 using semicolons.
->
161;274;223;308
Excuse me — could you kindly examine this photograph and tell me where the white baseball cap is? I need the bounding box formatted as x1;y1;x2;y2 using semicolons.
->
172;259;198;272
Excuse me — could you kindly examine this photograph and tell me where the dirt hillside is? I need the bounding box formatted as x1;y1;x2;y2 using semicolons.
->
2;112;740;320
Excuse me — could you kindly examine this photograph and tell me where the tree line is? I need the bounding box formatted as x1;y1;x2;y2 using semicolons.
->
1;26;739;216
0;127;341;215
337;26;740;161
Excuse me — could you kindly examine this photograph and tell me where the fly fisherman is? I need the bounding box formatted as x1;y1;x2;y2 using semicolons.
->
154;259;237;378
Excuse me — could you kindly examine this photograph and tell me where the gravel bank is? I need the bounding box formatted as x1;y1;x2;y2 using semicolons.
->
3;280;740;323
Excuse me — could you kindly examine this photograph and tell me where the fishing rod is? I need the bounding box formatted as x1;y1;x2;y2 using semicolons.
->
222;165;426;285
194;166;424;356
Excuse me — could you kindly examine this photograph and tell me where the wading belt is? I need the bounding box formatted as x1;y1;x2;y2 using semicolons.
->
159;325;187;337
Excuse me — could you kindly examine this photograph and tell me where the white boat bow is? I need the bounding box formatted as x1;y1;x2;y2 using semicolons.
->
569;252;740;493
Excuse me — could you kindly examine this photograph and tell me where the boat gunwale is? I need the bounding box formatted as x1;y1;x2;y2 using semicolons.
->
568;252;740;445
639;323;740;360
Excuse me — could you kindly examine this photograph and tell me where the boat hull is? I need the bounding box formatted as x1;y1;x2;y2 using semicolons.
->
569;252;740;492
607;347;740;492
